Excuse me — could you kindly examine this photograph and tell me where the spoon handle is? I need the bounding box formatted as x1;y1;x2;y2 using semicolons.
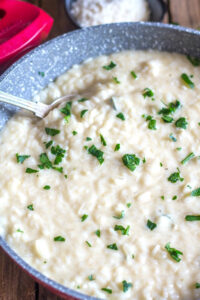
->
0;91;48;117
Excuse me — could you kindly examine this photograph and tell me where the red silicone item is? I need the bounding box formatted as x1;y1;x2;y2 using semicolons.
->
0;0;53;64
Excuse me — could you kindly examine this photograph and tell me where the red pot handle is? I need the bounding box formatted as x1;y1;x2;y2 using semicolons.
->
0;0;53;65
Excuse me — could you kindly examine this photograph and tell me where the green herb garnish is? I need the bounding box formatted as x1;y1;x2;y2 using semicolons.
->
78;98;88;103
147;219;157;231
114;143;120;151
38;153;52;169
114;225;130;235
43;185;50;190
172;195;177;200
175;117;188;129
101;288;112;294
195;283;200;289
187;55;200;66
54;236;65;242
51;145;66;165
80;109;88;118
81;214;88;222
112;76;120;84
16;153;30;164
88;275;95;281
161;195;165;200
26;168;38;174
116;112;125;121
181;152;195;165
162;115;174;123
27;204;34;211
122;280;133;293
16;229;24;233
181;73;195;88
100;134;107;146
143;88;154;98
191;187;200;196
45;140;53;149
45;128;60;136
176;147;182;151
143;115;157;130
169;133;177;142
72;131;78;136
122;154;140;171
130;71;137;79
158;100;180;116
103;61;116;70
107;243;118;250
86;137;92;141
168;169;184;183
127;203;131;208
95;229;101;237
60;101;72;123
185;215;200;221
88;145;104;164
113;210;125;219
165;242;183;262
85;241;92;247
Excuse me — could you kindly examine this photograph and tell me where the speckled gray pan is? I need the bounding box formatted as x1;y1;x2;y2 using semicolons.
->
0;23;200;300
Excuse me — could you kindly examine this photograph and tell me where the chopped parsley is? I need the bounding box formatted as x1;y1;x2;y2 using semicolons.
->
80;109;88;118
165;242;183;262
45;127;60;136
122;280;133;292
161;195;165;200
114;143;120;151
112;76;120;84
114;225;130;235
162;115;174;123
85;241;92;247
38;71;45;77
43;185;50;190
113;210;125;219
127;203;132;208
116;112;125;121
143;158;146;163
54;236;65;242
169;133;177;142
27;204;34;211
72;131;78;136
143;115;157;130
158;100;180;116
195;283;200;289
88;145;104;164
88;274;95;281
16;229;24;233
100;134;107;146
143;88;154;98
86;137;92;141
60;101;72;122
187;55;200;66
181;73;195;88
26;168;38;174
185;215;200;221
107;243;118;250
168;169;184;183
45;140;53;149
52;166;63;173
181;152;195;165
81;214;88;222
101;288;112;294
176;147;182;151
147;219;157;231
51;145;66;165
130;71;137;79
38;153;52;169
191;187;200;196
172;195;177;200
102;61;116;70
78;97;88;103
95;229;101;237
160;162;163;167
175;117;188;129
122;154;140;171
64;174;68;179
16;153;30;164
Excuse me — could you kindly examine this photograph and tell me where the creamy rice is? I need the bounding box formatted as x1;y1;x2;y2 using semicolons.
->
1;50;200;299
70;0;149;27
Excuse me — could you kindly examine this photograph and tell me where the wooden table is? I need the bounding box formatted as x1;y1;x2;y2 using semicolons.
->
0;0;200;299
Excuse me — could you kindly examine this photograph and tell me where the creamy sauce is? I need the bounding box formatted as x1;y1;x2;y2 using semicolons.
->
71;0;149;27
1;51;200;299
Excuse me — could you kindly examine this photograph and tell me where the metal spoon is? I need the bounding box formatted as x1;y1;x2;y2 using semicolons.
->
0;91;76;118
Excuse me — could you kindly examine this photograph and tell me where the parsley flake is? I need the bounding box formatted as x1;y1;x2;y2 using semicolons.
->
51;145;66;165
191;187;200;196
116;112;125;121
107;243;118;250
100;134;107;146
181;152;195;165
88;275;95;281
122;154;140;172
26;168;38;174
112;76;120;84
162;115;174;123
86;137;92;141
181;73;195;88
88;145;104;164
114;143;120;151
130;71;137;79
127;203;131;208
114;225;130;235
165;242;183;262
143;115;157;130
195;283;200;289
81;214;88;222
187;55;200;66
78;98;88;103
101;288;112;294
45;140;53;149
38;153;52;169
16;153;30;164
54;236;65;242
175;117;188;129
172;195;177;200
27;204;34;211
43;185;50;190
72;131;78;136
45;128;60;136
169;133;177;142
80;109;88;118
185;215;200;221
60;102;72;122
102;61;116;70
143;88;154;98
158;100;180;116
113;210;125;219
16;229;24;233
85;241;92;247
147;219;157;231
95;229;101;237
168;169;184;183
122;280;133;293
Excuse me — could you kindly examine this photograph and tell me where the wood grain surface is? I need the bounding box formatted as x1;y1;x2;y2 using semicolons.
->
0;0;199;299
